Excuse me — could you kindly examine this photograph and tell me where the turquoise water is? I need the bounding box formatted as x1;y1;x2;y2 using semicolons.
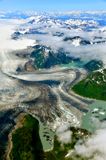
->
82;101;106;132
60;61;85;69
35;116;54;151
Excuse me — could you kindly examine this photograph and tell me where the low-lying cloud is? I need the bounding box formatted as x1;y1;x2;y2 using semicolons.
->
0;19;35;52
74;128;106;160
56;123;72;144
33;32;106;66
21;17;106;66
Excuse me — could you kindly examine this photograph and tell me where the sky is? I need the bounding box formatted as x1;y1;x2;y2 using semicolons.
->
0;0;106;11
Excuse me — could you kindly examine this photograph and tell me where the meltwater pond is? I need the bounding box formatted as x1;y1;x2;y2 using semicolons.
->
82;101;106;132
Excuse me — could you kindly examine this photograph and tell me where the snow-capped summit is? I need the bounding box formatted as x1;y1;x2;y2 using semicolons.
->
65;19;98;28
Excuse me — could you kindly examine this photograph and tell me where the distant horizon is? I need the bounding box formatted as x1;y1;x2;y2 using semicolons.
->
1;10;106;14
0;0;106;11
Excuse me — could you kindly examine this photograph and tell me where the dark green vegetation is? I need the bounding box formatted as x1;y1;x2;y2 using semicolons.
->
45;127;89;160
72;69;106;100
10;115;44;160
9;116;90;160
84;60;103;72
30;45;104;71
31;45;81;69
4;114;90;160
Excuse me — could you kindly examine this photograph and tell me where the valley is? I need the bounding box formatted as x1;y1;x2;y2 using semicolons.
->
0;11;106;160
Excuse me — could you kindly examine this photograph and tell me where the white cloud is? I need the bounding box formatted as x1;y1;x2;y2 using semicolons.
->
56;123;72;144
0;20;35;52
0;19;36;76
57;130;72;144
74;128;106;160
33;31;106;66
21;16;106;66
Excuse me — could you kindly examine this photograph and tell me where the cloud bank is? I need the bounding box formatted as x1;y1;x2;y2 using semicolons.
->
75;128;106;160
17;15;106;66
0;19;35;52
56;123;72;144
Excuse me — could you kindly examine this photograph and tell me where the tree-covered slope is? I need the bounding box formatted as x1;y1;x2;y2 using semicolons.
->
9;115;44;160
72;69;106;100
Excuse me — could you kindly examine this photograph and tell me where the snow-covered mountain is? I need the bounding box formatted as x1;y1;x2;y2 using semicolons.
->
11;11;106;43
4;11;106;67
